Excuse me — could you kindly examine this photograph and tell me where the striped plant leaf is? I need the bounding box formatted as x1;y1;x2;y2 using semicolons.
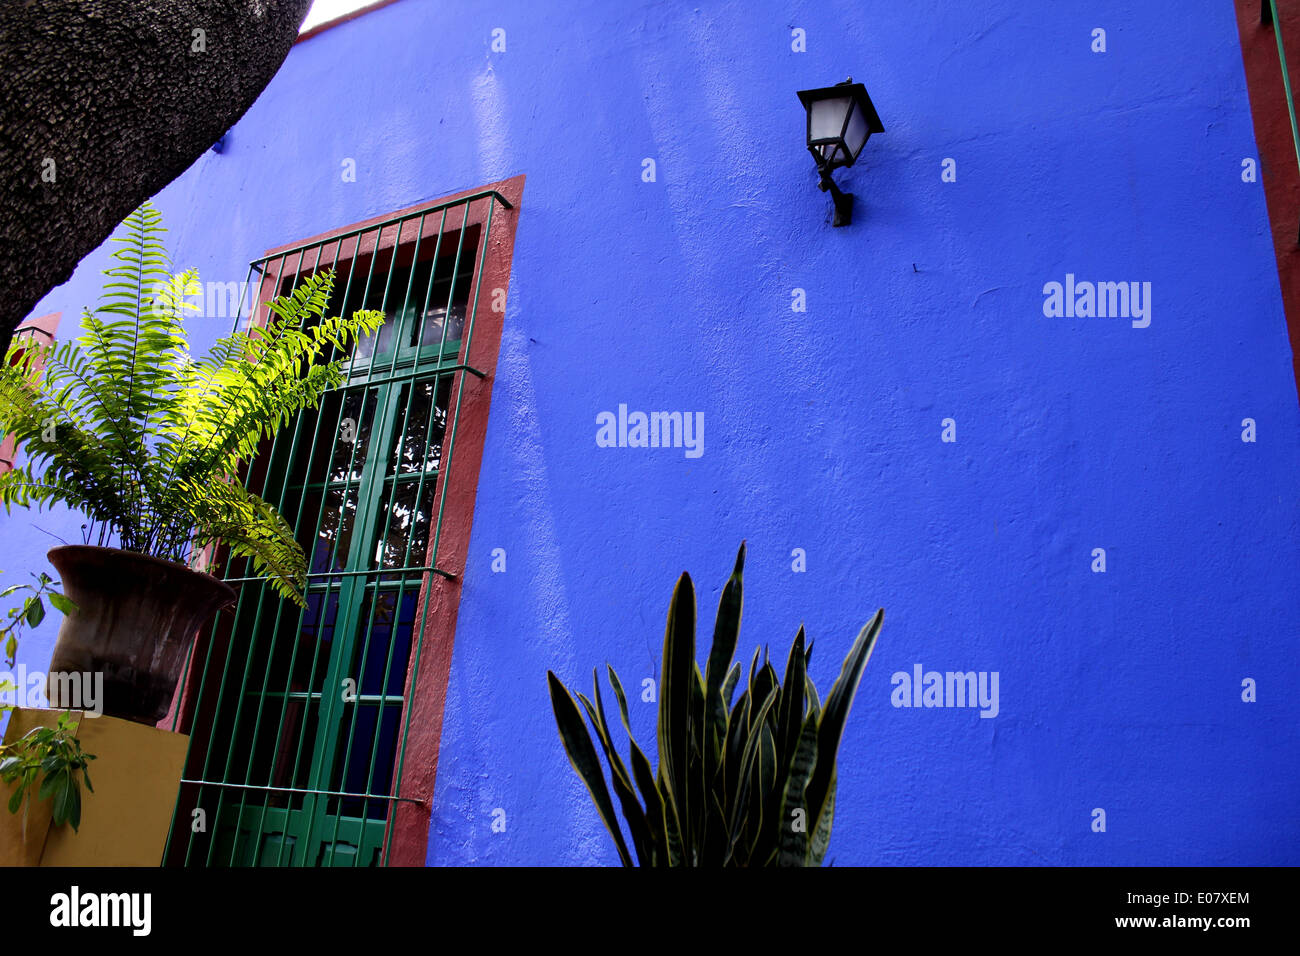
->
547;671;634;866
577;684;652;866
806;609;883;849
776;714;819;866
722;684;780;863
607;665;669;865
808;772;837;866
657;572;696;854
776;626;807;775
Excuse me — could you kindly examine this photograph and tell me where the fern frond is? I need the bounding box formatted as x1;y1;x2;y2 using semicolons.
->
0;202;385;605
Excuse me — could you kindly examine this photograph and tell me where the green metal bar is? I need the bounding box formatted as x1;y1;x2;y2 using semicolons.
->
350;379;445;864
361;204;474;861
249;692;403;703
179;779;424;803
202;247;309;866
334;205;468;863
364;203;472;863
186;249;298;867
383;193;501;865
221;563;441;584
344;360;486;389
312;210;418;868
270;230;375;867
226;238;332;865
326;212;447;863
247;235;353;866
295;217;398;865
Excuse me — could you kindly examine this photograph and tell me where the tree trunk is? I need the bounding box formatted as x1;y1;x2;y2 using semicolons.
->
0;0;314;355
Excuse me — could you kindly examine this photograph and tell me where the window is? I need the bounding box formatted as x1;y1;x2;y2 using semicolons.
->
165;178;522;866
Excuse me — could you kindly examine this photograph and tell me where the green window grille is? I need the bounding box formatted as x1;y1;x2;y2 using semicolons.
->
164;188;512;867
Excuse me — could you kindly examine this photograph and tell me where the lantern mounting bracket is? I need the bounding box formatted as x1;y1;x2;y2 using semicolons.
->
814;160;855;227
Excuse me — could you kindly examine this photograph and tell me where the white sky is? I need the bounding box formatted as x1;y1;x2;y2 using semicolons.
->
300;0;376;33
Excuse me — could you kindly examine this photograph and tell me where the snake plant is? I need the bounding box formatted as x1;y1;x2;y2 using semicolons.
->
548;542;883;866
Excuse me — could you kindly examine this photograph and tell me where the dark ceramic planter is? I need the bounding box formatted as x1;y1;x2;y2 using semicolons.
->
45;546;236;725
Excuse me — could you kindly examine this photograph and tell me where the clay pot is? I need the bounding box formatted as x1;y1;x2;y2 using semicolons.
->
44;546;235;725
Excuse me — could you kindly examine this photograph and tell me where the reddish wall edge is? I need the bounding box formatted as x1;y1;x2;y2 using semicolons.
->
382;173;525;866
1236;0;1300;403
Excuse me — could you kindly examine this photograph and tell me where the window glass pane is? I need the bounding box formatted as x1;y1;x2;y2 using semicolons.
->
326;388;378;483
328;703;403;820
293;484;361;574
353;590;417;697
372;478;436;570
387;377;449;476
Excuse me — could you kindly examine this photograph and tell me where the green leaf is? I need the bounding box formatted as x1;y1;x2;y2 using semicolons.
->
806;609;883;851
53;773;80;831
776;716;819;866
776;626;807;776
24;598;44;628
808;772;836;866
546;671;634;866
722;683;779;863
47;593;77;616
657;571;696;856
607;665;669;866
721;662;741;707
577;677;652;866
38;767;65;801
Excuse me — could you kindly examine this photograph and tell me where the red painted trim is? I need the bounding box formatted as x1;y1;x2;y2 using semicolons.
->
295;0;404;46
1235;0;1300;402
0;312;62;473
382;174;525;866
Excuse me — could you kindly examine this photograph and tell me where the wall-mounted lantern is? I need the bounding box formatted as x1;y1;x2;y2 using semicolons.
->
797;78;884;226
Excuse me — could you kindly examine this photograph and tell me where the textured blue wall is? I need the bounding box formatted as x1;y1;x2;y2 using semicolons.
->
5;0;1298;865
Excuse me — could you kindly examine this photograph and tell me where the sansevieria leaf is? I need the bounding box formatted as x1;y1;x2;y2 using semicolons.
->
547;671;634;866
806;609;883;849
547;547;883;866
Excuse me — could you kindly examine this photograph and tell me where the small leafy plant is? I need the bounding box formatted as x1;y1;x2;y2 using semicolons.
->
547;542;883;866
1;712;96;834
0;570;75;672
0;200;384;605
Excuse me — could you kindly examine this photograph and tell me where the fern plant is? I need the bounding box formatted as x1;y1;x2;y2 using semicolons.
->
548;542;883;866
0;201;384;605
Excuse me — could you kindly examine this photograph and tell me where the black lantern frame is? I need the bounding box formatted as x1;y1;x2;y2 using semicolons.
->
797;78;884;226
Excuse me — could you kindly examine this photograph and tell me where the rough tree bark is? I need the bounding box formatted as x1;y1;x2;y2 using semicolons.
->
0;0;315;355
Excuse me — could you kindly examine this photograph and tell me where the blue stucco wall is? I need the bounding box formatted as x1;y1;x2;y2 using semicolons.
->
5;0;1298;865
